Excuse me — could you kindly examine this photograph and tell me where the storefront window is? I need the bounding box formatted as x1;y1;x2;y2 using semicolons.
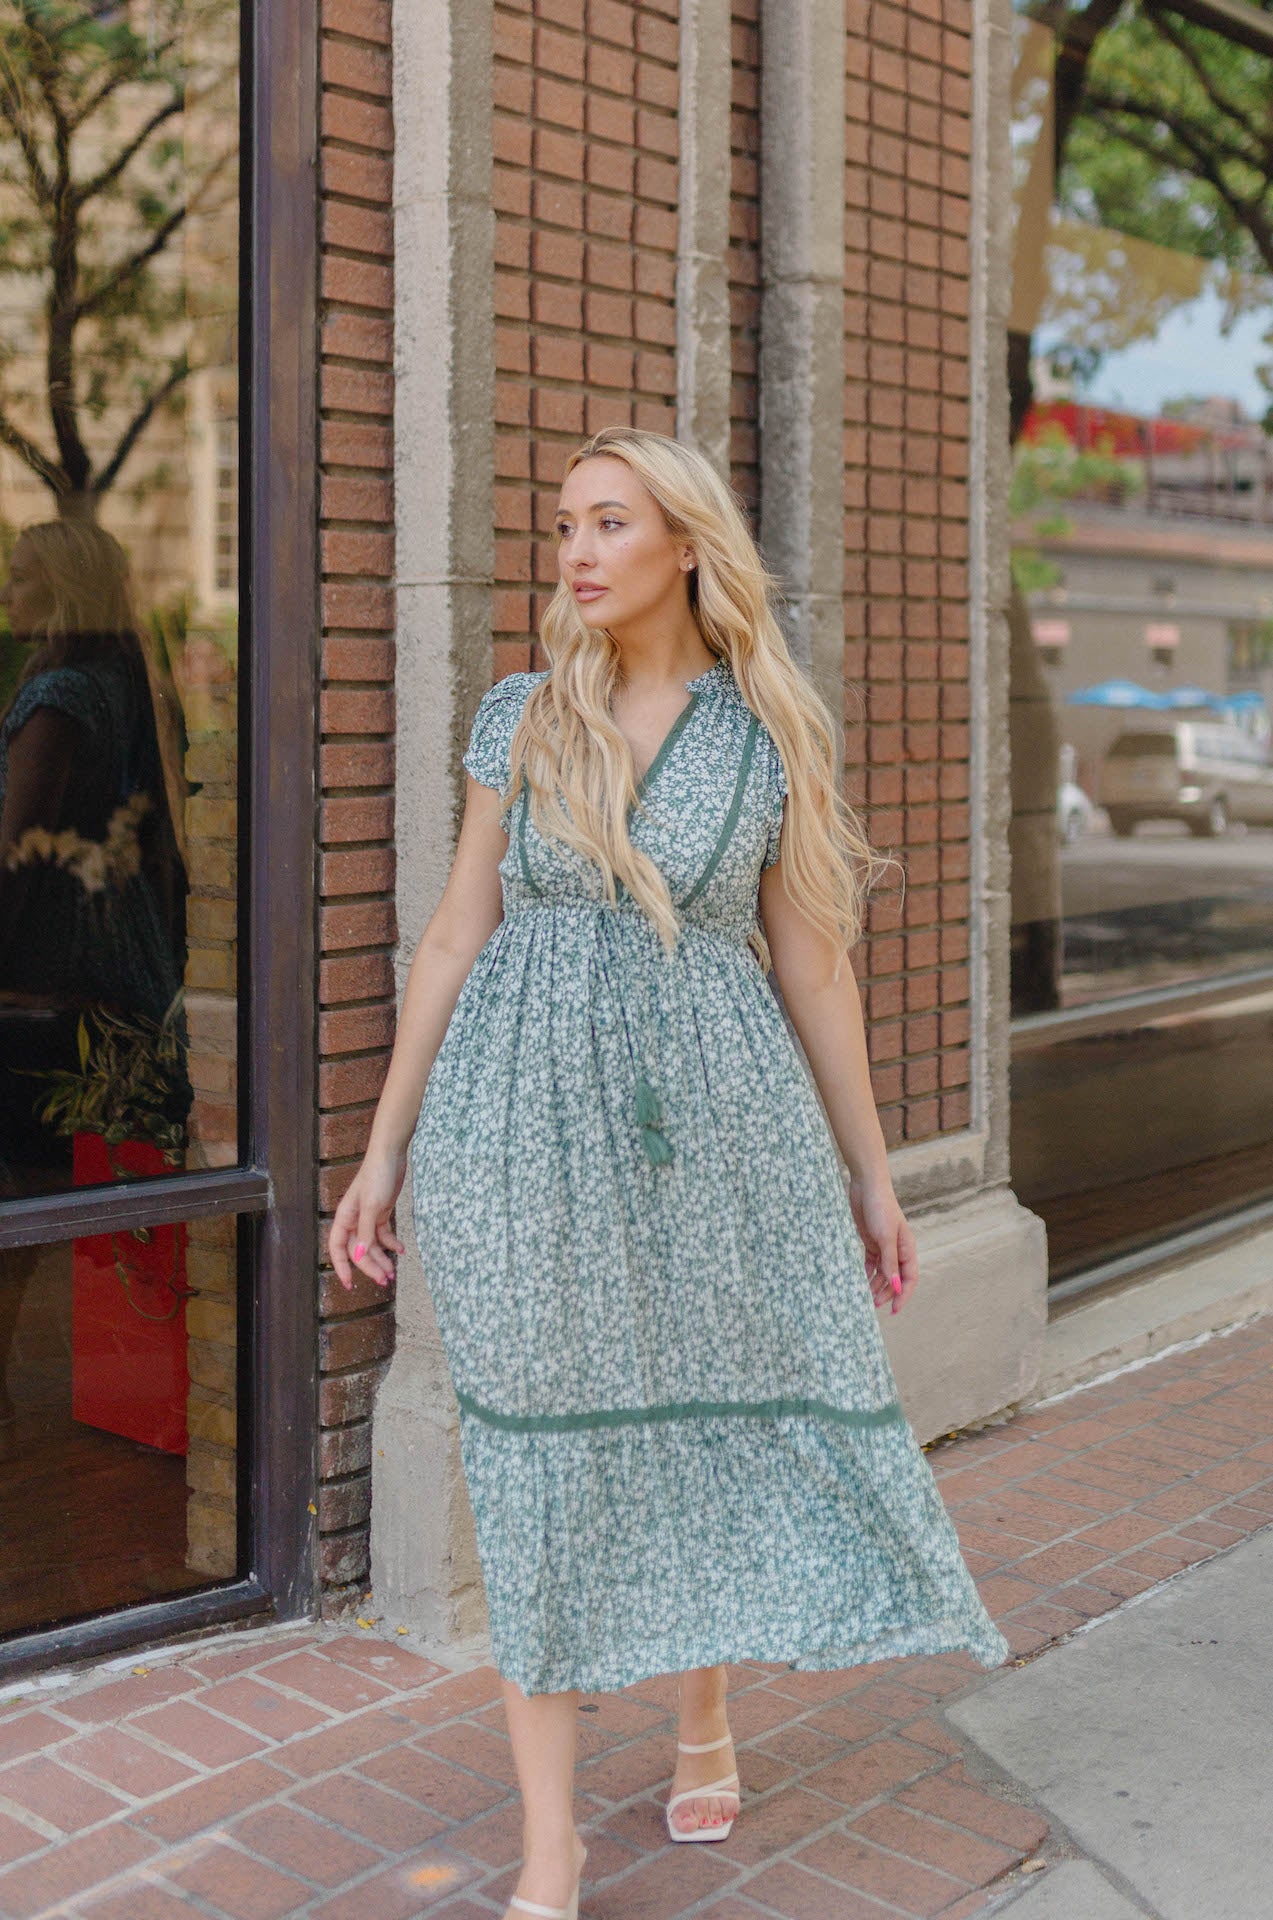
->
0;1210;241;1636
0;0;241;1206
0;2;266;1656
1008;0;1273;1279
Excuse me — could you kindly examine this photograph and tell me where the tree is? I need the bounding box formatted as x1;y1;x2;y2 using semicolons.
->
0;0;237;517
1007;0;1273;1012
1011;0;1273;445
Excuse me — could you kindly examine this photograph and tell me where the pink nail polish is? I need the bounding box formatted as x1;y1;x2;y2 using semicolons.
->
890;1274;902;1295
353;1243;365;1261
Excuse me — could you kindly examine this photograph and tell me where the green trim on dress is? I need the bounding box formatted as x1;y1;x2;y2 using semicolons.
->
633;690;702;805
454;1387;908;1434
512;685;761;1168
516;684;706;899
516;784;539;895
679;714;759;910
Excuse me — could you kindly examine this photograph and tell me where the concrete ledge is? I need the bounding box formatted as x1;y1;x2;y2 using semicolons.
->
1030;1220;1273;1405
888;1129;987;1211
881;1186;1048;1444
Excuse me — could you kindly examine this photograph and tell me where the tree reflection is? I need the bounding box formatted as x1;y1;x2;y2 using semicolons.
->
0;0;238;515
1010;0;1273;1014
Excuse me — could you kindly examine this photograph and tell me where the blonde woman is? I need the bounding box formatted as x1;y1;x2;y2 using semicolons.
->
329;427;1007;1920
0;519;189;1192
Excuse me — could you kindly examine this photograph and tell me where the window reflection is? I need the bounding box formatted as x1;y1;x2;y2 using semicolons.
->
0;521;192;1186
0;0;240;1202
0;1211;240;1638
1008;0;1273;1277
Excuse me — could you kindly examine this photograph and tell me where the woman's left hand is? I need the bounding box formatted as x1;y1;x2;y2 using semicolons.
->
848;1174;919;1314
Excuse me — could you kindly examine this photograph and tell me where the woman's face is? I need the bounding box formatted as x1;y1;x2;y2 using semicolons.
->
553;455;692;635
0;538;50;638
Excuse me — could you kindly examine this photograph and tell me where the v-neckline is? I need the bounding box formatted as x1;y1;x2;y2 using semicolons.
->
626;658;727;803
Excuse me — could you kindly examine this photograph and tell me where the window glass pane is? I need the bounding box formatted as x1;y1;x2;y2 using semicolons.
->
0;1211;241;1639
1007;0;1273;1278
0;1;241;1203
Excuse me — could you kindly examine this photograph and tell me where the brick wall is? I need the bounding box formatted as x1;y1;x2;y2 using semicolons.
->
486;0;973;1148
493;0;681;675
844;0;973;1148
314;0;397;1617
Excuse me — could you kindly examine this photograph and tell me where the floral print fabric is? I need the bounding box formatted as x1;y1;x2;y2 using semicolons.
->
409;658;1008;1694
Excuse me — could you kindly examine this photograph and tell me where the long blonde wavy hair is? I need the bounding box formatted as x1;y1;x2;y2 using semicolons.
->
6;517;189;869
505;426;895;979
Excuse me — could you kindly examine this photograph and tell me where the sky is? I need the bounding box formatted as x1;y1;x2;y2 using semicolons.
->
1037;281;1273;421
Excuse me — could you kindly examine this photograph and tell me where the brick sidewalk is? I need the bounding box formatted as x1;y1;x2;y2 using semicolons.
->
1;1312;1271;1920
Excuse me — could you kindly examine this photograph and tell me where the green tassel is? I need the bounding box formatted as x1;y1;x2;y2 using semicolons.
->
634;1075;663;1127
640;1124;675;1167
634;1073;674;1164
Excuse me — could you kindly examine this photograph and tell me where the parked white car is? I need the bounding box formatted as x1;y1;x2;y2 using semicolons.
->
1101;721;1273;836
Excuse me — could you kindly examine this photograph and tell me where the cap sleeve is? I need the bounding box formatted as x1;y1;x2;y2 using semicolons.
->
2;667;105;746
462;672;537;798
761;733;788;871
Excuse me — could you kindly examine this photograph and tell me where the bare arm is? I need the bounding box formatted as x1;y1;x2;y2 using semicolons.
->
758;848;918;1315
0;705;80;847
328;773;509;1289
0;707;82;991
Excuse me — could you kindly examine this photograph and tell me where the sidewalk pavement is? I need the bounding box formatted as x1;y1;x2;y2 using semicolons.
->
0;1312;1269;1920
950;1523;1273;1919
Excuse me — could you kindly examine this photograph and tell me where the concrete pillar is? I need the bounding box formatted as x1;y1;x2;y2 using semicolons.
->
758;0;847;744
370;0;494;1652
676;0;734;478
968;0;1018;1196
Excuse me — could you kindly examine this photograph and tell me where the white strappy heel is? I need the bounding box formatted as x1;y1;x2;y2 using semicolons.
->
664;1727;741;1843
508;1898;579;1920
507;1838;585;1920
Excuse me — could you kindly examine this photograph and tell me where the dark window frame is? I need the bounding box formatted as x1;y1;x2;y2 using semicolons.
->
0;0;319;1681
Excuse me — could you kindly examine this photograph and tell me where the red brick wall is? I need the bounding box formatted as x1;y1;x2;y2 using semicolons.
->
493;0;681;675
314;0;397;1616
844;0;973;1147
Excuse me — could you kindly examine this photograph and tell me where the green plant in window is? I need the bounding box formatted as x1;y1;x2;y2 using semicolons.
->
18;989;189;1161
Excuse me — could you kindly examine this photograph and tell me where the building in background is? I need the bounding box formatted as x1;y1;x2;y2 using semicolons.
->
2;0;1271;1679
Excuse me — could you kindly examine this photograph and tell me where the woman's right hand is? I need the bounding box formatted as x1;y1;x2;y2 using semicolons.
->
329;1147;408;1290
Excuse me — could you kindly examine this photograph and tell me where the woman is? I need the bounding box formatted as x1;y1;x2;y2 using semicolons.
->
0;517;190;1193
329;427;1007;1920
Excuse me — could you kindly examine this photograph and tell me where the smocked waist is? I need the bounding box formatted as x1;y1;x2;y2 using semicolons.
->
503;896;750;948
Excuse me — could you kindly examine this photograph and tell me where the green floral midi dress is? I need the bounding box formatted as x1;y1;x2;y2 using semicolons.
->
409;656;1008;1695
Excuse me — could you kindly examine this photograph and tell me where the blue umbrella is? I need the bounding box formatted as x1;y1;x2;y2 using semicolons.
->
1164;684;1220;709
1066;680;1171;709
